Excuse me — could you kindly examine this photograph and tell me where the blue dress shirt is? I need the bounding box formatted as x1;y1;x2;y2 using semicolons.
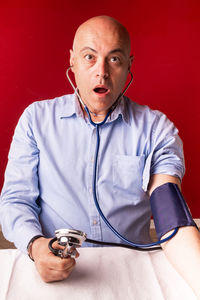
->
0;94;185;253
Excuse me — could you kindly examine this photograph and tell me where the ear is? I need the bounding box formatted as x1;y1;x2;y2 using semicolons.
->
128;55;134;71
69;49;75;72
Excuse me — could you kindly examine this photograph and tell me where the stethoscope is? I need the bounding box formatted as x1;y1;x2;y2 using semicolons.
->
49;66;178;258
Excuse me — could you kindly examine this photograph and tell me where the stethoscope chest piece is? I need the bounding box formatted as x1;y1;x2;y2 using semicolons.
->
49;228;87;258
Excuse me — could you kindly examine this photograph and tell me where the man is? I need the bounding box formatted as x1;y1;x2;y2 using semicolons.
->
1;16;200;297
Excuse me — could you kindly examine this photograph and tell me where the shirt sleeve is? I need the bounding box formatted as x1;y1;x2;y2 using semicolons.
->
0;105;43;253
142;111;185;191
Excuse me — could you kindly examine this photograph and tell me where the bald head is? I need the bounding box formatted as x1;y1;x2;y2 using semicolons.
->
72;16;131;56
69;16;133;121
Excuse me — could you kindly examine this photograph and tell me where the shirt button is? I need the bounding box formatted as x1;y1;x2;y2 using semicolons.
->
93;220;97;225
89;188;92;194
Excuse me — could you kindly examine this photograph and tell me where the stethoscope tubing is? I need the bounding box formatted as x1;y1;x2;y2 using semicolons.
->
66;66;178;250
89;117;178;249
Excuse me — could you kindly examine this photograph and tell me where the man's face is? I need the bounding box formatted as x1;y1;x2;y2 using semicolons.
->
70;19;132;118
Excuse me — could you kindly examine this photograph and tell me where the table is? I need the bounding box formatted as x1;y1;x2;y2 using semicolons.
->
0;247;196;300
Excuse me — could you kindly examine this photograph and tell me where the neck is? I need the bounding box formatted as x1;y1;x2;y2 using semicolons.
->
85;109;108;123
76;90;122;123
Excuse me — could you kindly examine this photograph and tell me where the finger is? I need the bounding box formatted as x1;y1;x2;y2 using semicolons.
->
52;240;64;249
47;253;76;271
41;265;75;283
49;243;80;259
75;249;80;258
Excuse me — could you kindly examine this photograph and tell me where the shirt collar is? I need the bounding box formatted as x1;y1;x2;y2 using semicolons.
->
108;96;129;124
59;93;84;119
60;93;130;124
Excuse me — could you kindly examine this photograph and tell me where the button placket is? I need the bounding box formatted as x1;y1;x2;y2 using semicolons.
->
87;126;102;241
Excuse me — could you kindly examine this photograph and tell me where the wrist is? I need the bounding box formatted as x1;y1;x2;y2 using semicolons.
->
27;235;44;261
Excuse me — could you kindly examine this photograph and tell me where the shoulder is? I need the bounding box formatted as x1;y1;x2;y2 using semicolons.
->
125;96;165;119
19;94;75;123
26;94;74;113
124;97;175;133
15;94;75;133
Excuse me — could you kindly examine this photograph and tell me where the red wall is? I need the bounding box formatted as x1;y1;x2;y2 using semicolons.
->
0;1;200;215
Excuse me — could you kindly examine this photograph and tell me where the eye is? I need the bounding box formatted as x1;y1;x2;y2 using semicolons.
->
84;54;94;61
110;56;120;63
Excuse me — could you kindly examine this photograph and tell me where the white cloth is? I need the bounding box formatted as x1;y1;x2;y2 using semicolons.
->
0;248;196;300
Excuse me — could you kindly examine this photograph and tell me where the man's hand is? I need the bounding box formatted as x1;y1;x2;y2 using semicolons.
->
31;237;79;282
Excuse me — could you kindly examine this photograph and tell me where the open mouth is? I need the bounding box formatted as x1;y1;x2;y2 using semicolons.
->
94;87;109;94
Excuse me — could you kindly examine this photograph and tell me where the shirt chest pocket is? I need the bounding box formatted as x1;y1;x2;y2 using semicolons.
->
112;155;145;202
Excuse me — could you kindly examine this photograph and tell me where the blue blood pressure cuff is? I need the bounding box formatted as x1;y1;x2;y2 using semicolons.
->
150;182;196;240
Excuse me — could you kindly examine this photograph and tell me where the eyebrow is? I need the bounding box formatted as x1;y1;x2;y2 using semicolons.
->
80;47;126;56
80;47;97;53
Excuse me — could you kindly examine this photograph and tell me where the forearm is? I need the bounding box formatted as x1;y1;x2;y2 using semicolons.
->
0;104;42;252
162;226;200;298
0;197;42;253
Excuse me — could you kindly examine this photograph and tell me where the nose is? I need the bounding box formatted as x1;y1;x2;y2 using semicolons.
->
96;59;109;79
